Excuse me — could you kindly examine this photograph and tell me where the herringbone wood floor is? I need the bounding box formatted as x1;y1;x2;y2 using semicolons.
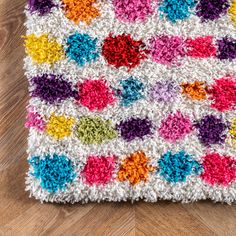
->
0;0;236;235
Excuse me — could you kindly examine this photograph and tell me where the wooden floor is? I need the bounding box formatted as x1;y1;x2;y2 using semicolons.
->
0;0;236;235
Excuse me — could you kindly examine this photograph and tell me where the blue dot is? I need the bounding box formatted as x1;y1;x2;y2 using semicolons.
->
159;0;197;23
157;150;202;183
29;154;76;192
66;32;100;66
117;77;145;107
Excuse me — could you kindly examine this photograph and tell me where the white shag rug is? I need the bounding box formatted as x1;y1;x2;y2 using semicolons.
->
24;0;236;203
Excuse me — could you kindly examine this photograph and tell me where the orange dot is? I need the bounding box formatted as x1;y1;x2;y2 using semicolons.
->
62;0;100;25
181;81;207;100
117;151;155;185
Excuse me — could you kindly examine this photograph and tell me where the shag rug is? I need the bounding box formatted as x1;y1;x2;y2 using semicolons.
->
24;0;236;204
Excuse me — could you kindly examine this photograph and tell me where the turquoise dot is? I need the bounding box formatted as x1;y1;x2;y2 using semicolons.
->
66;32;100;66
159;0;197;23
157;150;202;183
29;154;76;192
117;77;145;107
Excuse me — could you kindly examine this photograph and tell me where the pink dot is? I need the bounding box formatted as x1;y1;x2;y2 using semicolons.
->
113;0;156;23
78;79;115;111
159;111;192;143
150;35;186;66
201;153;236;186
82;156;116;185
186;36;216;58
209;76;236;112
25;107;46;132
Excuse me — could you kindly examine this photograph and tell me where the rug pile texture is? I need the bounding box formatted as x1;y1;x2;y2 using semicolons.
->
24;0;236;203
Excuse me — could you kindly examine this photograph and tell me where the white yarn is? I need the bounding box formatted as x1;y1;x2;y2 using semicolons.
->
25;1;236;203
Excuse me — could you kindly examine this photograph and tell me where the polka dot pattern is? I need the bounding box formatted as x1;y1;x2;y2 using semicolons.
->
24;0;236;203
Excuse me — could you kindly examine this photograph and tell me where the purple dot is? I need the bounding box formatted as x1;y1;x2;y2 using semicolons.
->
194;115;227;146
28;0;56;15
196;0;230;21
117;117;153;141
217;37;236;61
31;74;77;104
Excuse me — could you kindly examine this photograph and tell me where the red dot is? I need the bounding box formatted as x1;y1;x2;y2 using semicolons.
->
102;33;148;70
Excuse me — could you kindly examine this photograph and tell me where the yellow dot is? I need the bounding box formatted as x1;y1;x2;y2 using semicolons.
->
24;34;64;64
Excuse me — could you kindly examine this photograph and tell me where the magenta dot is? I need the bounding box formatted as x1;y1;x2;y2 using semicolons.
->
113;0;155;23
159;111;192;142
150;35;185;66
